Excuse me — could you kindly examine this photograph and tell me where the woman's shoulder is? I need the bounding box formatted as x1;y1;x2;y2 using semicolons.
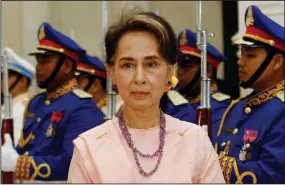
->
73;119;118;146
165;114;208;139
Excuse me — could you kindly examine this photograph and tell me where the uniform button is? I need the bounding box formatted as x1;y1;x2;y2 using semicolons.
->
24;151;29;155
45;100;50;106
37;117;41;123
244;107;251;114
233;128;238;134
221;142;226;147
245;143;250;148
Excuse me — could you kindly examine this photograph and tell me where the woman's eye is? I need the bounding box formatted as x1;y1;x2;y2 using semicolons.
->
123;63;132;68
147;62;156;67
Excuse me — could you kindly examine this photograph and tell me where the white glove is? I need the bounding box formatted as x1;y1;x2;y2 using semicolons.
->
1;134;19;172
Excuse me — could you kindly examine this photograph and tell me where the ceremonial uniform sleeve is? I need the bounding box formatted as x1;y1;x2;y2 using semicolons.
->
15;102;104;181
198;130;225;183
220;115;284;183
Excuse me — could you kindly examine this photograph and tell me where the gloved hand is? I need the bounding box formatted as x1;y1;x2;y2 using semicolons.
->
1;134;19;172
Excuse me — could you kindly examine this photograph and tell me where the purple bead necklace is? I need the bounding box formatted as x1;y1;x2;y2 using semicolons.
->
117;110;166;177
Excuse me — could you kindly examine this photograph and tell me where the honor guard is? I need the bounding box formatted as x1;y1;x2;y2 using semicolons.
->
166;77;196;123
75;53;124;116
176;29;231;142
215;5;284;183
1;48;35;146
1;22;105;182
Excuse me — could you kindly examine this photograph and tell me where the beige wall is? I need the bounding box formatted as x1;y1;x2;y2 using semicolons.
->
149;1;223;52
3;1;223;59
2;1;223;94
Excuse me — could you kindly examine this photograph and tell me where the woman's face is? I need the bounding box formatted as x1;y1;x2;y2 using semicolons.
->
108;31;173;110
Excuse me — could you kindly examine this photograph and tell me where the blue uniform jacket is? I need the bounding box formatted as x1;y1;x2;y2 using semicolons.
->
16;87;104;181
215;81;284;183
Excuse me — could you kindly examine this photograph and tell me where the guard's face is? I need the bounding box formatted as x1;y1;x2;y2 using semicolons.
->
75;74;91;91
176;58;200;89
108;31;173;110
237;47;268;83
35;53;61;88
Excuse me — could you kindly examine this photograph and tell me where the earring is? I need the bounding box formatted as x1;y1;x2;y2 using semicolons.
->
164;81;172;92
112;84;118;91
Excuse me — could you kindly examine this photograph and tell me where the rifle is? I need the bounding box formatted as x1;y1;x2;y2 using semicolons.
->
1;53;15;184
195;1;214;141
102;1;116;121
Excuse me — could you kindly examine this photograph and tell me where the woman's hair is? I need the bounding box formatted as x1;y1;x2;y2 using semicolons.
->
104;7;178;113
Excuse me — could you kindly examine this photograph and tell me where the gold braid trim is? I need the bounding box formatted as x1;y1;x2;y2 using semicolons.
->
47;78;78;100
15;156;33;180
30;160;51;180
233;159;257;184
246;80;284;107
218;145;257;183
215;98;244;152
18;94;40;149
244;34;275;46
77;67;95;75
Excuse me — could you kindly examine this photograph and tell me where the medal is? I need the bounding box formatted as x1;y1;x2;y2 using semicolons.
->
46;123;55;137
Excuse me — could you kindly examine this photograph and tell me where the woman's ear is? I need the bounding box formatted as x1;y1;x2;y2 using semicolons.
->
167;65;175;81
105;64;116;84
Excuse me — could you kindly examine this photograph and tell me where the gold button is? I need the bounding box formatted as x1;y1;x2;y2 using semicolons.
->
45;100;50;106
221;142;226;147
244;107;251;114
37;117;41;123
24;151;29;155
245;143;250;148
232;128;238;134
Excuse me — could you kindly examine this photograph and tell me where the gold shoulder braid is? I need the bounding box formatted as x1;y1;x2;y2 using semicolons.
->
47;78;78;100
188;83;218;104
246;80;284;107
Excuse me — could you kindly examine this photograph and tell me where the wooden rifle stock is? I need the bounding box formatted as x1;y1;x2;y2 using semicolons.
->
196;108;212;141
1;119;15;184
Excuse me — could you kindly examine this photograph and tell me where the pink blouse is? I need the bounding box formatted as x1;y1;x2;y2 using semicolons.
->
68;114;225;183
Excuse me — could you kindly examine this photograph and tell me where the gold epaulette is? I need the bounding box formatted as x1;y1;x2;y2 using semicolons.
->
212;92;231;102
72;89;92;99
167;90;188;106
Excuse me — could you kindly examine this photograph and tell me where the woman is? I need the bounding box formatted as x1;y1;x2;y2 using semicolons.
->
68;10;225;183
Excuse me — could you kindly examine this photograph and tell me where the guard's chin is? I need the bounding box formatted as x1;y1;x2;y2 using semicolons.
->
37;81;47;89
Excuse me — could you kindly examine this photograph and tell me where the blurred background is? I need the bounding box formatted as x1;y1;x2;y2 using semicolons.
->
2;1;284;96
